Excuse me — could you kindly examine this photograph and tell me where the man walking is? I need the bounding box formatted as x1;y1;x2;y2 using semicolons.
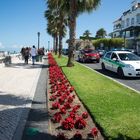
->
30;45;37;65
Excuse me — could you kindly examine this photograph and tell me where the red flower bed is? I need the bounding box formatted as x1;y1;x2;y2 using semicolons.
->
48;53;103;140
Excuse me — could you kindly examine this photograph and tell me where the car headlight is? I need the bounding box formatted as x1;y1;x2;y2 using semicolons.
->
125;64;134;69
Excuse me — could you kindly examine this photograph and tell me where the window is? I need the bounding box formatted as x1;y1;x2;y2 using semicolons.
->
131;18;134;25
111;53;118;60
132;5;135;11
105;52;112;58
126;18;130;27
121;20;125;28
136;14;140;24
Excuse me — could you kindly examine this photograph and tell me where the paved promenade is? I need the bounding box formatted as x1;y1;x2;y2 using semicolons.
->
0;56;47;140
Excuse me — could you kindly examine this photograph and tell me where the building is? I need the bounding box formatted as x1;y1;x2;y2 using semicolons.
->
66;39;95;50
112;0;140;55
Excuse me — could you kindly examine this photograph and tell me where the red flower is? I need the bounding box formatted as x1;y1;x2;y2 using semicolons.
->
73;131;82;140
91;127;98;137
67;96;73;103
69;112;77;120
61;117;75;130
82;112;88;119
58;97;65;105
60;106;66;114
69;86;74;92
51;112;62;123
72;105;81;113
56;132;67;140
72;94;75;98
49;95;57;101
52;102;60;109
75;117;87;129
64;102;71;110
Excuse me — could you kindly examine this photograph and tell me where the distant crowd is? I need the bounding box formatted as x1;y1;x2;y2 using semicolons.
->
20;45;45;65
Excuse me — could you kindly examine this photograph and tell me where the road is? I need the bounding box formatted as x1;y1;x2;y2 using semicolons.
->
83;62;140;93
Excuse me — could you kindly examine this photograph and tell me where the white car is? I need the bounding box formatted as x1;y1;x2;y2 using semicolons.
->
101;51;140;78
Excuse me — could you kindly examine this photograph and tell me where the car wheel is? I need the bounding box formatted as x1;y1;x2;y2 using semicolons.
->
82;58;85;63
117;67;124;78
101;63;106;71
77;56;80;62
97;59;100;63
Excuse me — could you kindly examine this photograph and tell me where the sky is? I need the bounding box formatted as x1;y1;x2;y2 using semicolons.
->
0;0;134;52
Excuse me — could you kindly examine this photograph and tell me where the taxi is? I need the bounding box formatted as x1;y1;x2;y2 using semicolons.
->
101;50;140;78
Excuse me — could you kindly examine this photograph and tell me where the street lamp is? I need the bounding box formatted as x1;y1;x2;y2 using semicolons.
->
48;41;50;51
37;32;40;50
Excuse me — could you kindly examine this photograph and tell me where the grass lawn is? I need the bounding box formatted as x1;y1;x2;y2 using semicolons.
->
53;55;140;139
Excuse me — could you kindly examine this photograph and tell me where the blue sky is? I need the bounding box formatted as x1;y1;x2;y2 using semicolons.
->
0;0;133;52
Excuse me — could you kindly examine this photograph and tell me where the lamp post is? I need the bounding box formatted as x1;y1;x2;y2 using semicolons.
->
48;41;50;51
37;32;40;50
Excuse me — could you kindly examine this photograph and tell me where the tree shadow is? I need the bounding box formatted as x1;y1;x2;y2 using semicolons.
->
0;106;30;140
27;108;50;122
21;107;52;140
22;130;56;140
0;91;32;106
4;57;49;69
5;63;49;69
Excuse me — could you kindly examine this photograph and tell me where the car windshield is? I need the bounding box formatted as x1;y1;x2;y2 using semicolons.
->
118;53;140;61
84;50;97;53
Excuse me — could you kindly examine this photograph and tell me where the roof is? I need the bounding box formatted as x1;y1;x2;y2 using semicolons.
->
111;50;132;53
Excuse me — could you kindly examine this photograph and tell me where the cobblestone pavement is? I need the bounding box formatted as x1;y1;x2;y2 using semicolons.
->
0;56;43;140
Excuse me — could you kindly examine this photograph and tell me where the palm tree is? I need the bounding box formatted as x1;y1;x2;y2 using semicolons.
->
45;9;59;55
57;10;67;58
67;0;101;67
95;28;107;38
45;0;68;57
83;30;92;38
47;22;58;54
45;0;101;66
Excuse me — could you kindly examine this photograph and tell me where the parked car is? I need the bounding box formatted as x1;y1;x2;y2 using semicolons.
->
78;49;100;63
97;49;106;57
101;50;140;78
62;48;68;55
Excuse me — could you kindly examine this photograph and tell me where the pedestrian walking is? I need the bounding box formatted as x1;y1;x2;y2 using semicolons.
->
20;47;25;60
30;45;37;65
24;47;30;64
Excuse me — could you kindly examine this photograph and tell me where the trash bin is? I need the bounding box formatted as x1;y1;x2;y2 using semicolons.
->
4;56;11;66
36;55;39;62
39;55;43;62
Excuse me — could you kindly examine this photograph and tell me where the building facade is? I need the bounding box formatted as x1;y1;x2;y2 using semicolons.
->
112;0;140;55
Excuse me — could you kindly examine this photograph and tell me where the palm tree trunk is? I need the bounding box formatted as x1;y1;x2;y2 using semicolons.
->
55;35;58;55
67;0;76;67
53;36;56;53
58;35;63;58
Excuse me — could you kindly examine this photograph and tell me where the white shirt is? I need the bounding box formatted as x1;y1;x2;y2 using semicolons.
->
30;48;37;56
